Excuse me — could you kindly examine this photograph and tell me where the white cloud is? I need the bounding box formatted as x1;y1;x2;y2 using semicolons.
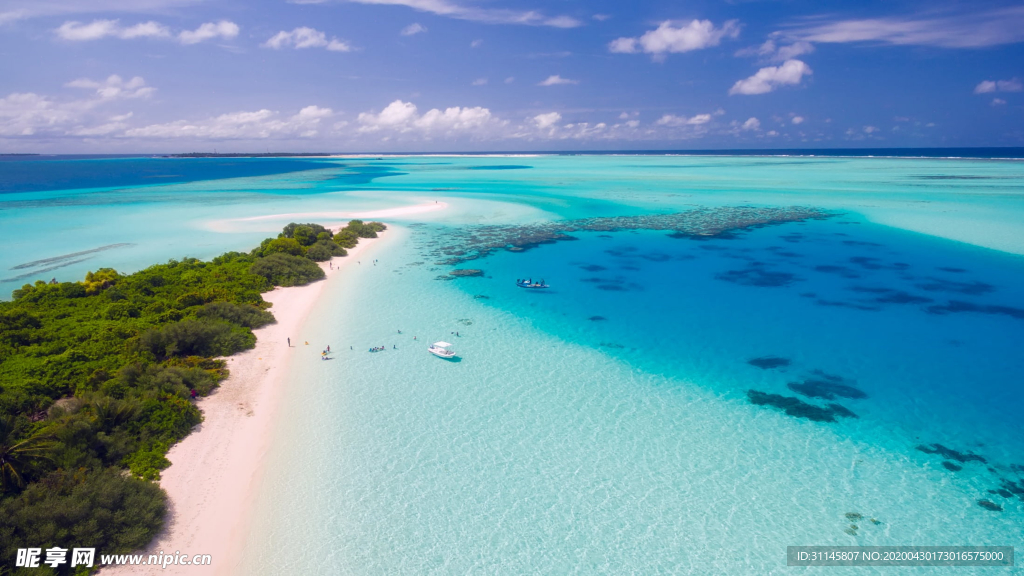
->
533;112;561;129
729;59;812;95
609;19;740;58
738;37;814;62
863;125;878;133
741;117;760;131
179;20;239;44
472;78;488;86
356;99;505;136
786;7;1024;48
55;19;239;44
538;74;578;86
263;27;353;51
992;98;1007;106
0;9;28;25
791;115;804;124
0;74;156;137
66;75;154;99
974;79;1022;94
504;77;515;84
126;105;334;139
56;19;170;41
401;22;427;36
655;113;713;127
592;14;610;22
343;0;581;28
470;39;483;48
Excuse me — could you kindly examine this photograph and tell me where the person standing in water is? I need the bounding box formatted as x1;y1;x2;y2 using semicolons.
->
287;337;291;347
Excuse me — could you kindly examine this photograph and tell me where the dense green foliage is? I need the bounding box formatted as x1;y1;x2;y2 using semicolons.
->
249;253;325;286
0;220;381;569
0;469;166;574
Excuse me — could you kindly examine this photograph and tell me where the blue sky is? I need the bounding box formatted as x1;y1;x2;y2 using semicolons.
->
0;0;1022;152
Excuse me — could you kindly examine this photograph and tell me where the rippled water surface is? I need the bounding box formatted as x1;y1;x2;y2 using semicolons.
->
2;154;1023;573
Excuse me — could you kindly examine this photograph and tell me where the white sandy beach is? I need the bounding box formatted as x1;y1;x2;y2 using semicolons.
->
205;201;448;233
104;233;388;575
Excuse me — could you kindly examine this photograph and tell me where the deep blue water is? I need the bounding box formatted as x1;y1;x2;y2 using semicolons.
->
0;156;406;194
434;216;1024;479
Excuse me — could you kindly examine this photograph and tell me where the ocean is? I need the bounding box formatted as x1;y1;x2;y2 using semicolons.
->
2;153;1022;573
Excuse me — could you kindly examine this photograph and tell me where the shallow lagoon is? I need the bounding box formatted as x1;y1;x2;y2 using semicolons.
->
2;154;1023;572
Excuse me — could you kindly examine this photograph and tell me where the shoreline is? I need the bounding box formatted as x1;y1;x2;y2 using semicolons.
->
205;202;448;233
104;232;389;575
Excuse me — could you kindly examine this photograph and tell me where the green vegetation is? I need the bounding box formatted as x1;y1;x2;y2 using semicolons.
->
0;219;384;571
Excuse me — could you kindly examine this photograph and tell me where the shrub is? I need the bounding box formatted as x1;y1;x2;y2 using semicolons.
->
195;301;275;329
256;237;305;257
333;229;359;249
305;240;346;262
139;319;254;359
248;253;325;287
0;468;166;561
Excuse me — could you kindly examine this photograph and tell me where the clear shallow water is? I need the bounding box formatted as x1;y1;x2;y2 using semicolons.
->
242;225;1023;575
2;155;1023;573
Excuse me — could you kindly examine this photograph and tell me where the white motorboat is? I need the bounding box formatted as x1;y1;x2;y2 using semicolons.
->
428;341;457;359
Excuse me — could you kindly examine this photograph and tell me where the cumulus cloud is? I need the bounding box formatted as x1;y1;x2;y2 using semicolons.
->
56;19;239;44
56;19;170;41
126;105;334;139
791;115;804;124
470;39;483;47
533;112;561;129
974;79;1022;94
786;7;1024;48
737;36;814;62
655;113;713;127
344;0;581;28
355;100;505;137
991;98;1007;106
538;75;578;86
263;27;352;51
472;78;488;86
0;74;157;137
729;59;812;95
741;117;760;131
65;75;155;100
401;22;427;36
608;19;740;58
179;20;239;44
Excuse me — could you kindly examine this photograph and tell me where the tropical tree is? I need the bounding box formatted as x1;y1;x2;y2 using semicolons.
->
0;416;54;492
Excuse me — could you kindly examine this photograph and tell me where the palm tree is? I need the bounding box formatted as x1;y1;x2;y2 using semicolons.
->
0;416;54;492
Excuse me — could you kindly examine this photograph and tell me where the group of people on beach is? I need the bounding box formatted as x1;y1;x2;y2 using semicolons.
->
369;345;394;352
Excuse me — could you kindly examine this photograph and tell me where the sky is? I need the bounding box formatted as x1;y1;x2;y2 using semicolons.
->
0;0;1022;152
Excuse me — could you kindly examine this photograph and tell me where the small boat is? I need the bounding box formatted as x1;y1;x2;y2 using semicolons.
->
428;341;457;359
516;278;549;289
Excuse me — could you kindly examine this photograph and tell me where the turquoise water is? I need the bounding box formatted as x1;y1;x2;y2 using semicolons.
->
2;155;1023;573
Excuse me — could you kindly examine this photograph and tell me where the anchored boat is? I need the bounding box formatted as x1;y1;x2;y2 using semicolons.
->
428;341;457;359
516;278;549;289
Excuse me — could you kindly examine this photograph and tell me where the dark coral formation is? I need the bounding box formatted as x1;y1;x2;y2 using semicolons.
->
588;316;607;321
941;462;963;471
747;356;791;369
421;206;833;266
814;265;861;278
787;377;868;400
926;300;1024;320
717;266;800;287
915;444;986;464
746;390;857;423
447;269;484;278
915;277;994;295
977;499;1003;512
849;286;933;305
